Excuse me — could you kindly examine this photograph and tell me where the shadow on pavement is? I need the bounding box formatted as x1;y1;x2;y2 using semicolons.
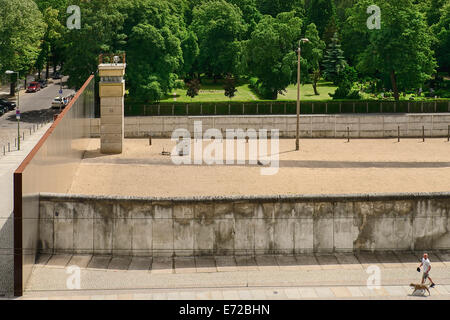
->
5;109;59;124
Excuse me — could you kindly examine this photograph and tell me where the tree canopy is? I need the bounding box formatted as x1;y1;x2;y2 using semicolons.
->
191;0;246;78
244;11;303;99
0;0;45;92
345;0;437;100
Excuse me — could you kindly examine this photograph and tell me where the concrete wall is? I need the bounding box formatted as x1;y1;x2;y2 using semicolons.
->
90;114;450;139
39;192;450;256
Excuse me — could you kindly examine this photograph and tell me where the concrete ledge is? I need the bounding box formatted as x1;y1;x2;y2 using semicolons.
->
40;191;450;203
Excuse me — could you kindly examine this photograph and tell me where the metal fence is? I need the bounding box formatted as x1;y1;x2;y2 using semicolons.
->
126;100;450;117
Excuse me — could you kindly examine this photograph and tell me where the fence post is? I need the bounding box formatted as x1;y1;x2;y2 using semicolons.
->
228;103;230;115
256;104;258;114
201;103;203;115
394;102;396;113
448;125;449;142
366;102;369;113
352;102;355;113
242;103;244;115
408;102;410;113
215;104;217;115
398;126;400;142
270;103;273;114
186;104;189;115
421;102;424;113
284;103;286;114
8;142;10;152
339;102;342;113
347;127;350;142
172;104;174;115
380;102;382;113
325;102;328;114
422;125;425;142
312;103;314;114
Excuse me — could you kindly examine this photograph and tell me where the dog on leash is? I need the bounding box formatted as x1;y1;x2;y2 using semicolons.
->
410;283;430;296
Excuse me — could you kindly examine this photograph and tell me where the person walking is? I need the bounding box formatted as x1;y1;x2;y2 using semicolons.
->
417;253;435;288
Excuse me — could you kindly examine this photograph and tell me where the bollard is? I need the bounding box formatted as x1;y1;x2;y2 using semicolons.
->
149;135;152;146
398;126;400;142
347;127;350;142
14;138;16;147
448;125;449;142
3;145;5;155
422;126;425;142
8;142;10;152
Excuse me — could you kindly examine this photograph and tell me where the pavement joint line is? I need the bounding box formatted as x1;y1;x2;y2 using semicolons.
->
23;282;450;294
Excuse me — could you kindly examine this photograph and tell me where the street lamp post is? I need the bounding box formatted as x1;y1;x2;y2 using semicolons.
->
5;70;20;150
296;38;309;151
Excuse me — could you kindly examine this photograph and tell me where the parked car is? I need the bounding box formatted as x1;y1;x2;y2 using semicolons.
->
51;96;65;108
0;98;16;111
38;79;48;88
26;82;41;93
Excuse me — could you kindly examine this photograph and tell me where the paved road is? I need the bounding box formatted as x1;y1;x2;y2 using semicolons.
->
16;252;450;300
0;77;75;150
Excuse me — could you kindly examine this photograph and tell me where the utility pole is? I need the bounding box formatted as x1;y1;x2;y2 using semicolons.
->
296;38;309;151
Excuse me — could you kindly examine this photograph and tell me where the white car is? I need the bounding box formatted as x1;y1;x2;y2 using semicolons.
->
51;97;65;108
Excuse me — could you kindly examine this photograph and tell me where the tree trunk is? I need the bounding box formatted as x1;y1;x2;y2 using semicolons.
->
390;70;399;101
313;81;319;95
46;61;49;79
272;90;278;100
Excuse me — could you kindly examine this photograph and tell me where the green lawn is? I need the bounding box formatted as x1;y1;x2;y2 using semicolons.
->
159;80;337;103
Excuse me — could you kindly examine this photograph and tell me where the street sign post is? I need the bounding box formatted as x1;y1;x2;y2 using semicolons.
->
16;109;20;150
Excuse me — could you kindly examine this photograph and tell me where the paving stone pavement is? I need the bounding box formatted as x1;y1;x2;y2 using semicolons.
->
13;252;450;300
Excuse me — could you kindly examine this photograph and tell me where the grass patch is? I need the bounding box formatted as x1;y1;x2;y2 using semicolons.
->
159;80;337;103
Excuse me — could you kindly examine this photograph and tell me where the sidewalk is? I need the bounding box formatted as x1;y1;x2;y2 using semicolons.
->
18;252;450;300
0;122;52;296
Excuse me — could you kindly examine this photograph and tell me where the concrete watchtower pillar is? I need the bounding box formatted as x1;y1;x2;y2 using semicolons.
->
98;54;126;154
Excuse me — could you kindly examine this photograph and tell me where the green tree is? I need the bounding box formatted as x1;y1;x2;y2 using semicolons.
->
186;78;201;99
191;0;246;79
226;0;262;37
346;0;437;101
301;23;326;95
244;11;303;99
0;0;45;95
63;0;125;89
330;65;360;99
306;0;338;43
36;6;64;79
432;1;450;72
122;0;185;102
257;0;304;17
181;30;200;78
223;75;237;99
322;32;347;84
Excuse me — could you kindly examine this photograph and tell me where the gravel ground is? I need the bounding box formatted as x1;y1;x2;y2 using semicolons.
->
69;138;450;197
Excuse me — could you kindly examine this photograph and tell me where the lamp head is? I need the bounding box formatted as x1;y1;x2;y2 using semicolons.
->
5;70;15;74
